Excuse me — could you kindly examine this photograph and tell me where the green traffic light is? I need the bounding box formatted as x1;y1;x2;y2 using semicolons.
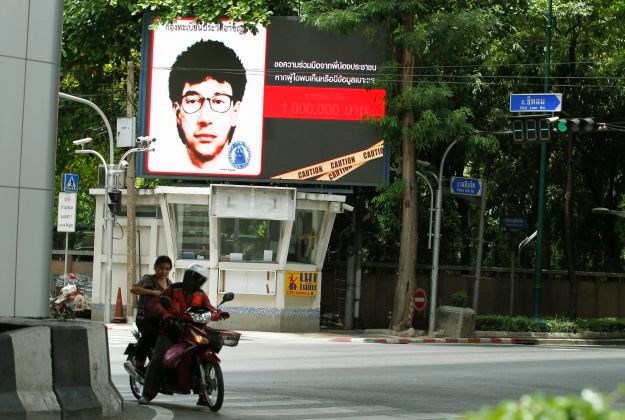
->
557;120;568;132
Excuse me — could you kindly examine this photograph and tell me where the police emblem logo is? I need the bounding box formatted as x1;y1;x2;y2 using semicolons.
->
228;141;251;169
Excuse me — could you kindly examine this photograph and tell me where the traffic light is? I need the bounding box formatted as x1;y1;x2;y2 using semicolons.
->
510;115;551;143
108;189;122;215
555;117;595;133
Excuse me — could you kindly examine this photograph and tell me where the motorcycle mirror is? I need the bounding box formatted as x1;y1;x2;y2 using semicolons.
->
159;295;173;309
220;292;235;304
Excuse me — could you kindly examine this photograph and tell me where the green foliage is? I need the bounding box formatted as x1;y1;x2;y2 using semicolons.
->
370;178;404;240
465;387;625;419
129;0;276;33
476;315;625;333
57;0;625;276
577;318;625;333
451;290;469;307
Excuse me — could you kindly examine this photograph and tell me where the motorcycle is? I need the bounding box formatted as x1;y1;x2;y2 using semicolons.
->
123;291;239;412
49;274;84;320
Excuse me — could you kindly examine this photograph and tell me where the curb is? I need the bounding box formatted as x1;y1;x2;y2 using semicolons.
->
330;336;518;344
329;336;625;345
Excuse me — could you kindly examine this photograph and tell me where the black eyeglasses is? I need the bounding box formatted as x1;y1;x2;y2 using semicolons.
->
180;93;234;114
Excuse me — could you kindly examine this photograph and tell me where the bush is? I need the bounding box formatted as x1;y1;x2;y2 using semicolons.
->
465;387;625;419
476;315;546;332
452;290;469;307
584;318;625;333
476;315;625;333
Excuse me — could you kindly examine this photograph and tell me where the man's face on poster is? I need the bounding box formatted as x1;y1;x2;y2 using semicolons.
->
173;77;240;167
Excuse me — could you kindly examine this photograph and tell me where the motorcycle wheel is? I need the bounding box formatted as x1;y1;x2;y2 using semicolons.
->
199;361;224;412
129;353;150;400
129;368;144;400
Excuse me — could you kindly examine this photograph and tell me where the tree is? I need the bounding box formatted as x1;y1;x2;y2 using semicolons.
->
301;0;494;330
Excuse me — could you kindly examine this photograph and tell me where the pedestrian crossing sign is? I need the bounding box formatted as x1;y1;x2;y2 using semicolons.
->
63;173;79;193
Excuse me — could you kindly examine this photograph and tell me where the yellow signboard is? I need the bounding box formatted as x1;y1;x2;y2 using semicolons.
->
285;271;318;296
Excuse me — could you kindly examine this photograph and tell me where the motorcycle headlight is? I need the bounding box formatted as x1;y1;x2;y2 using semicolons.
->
190;311;212;323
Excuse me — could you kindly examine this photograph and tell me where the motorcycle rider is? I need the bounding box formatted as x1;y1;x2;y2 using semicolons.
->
130;255;173;370
139;264;229;406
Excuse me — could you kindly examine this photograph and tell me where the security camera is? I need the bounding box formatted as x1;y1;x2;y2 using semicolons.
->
73;137;93;146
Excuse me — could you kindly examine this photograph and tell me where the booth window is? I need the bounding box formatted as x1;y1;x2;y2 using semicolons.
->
219;218;280;262
288;209;323;264
174;204;209;260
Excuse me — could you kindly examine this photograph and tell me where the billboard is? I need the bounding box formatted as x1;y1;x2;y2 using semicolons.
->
138;16;387;186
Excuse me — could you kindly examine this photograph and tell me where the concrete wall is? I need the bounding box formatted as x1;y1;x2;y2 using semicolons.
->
0;0;63;317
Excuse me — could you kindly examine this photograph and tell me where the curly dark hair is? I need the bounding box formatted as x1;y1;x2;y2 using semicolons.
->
168;39;247;103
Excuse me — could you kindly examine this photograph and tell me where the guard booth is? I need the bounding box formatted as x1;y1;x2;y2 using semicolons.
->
89;184;350;332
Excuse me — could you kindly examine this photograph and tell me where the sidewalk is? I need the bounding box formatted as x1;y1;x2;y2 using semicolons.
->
107;323;625;346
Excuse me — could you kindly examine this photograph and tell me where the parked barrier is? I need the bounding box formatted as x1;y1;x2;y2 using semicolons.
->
0;318;122;418
0;326;61;418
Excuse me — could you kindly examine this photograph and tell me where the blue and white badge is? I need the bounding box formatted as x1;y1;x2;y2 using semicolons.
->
228;141;251;169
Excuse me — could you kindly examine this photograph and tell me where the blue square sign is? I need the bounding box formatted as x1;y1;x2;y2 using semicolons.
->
63;173;79;193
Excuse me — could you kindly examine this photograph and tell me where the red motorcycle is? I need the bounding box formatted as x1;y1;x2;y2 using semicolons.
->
124;292;239;411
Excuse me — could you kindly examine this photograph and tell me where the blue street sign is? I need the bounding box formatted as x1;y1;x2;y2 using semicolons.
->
63;173;79;193
500;215;529;231
510;93;562;112
450;177;482;196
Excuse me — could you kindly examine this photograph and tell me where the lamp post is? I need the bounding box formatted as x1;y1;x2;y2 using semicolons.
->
60;92;156;323
60;92;116;323
591;207;625;218
428;139;459;335
72;136;155;323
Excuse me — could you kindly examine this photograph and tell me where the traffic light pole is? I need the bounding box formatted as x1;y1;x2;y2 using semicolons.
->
534;0;552;319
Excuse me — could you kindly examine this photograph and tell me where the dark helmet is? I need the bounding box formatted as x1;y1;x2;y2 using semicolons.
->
182;264;208;293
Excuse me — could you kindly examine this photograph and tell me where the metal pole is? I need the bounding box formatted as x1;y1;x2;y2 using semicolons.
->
510;250;515;315
415;171;434;249
63;232;69;280
104;164;116;323
472;183;487;311
428;139;458;336
59;93;114;163
534;0;552;320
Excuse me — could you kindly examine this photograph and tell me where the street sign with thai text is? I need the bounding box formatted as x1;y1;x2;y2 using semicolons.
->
510;93;562;112
500;215;529;231
450;177;483;197
57;192;77;233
